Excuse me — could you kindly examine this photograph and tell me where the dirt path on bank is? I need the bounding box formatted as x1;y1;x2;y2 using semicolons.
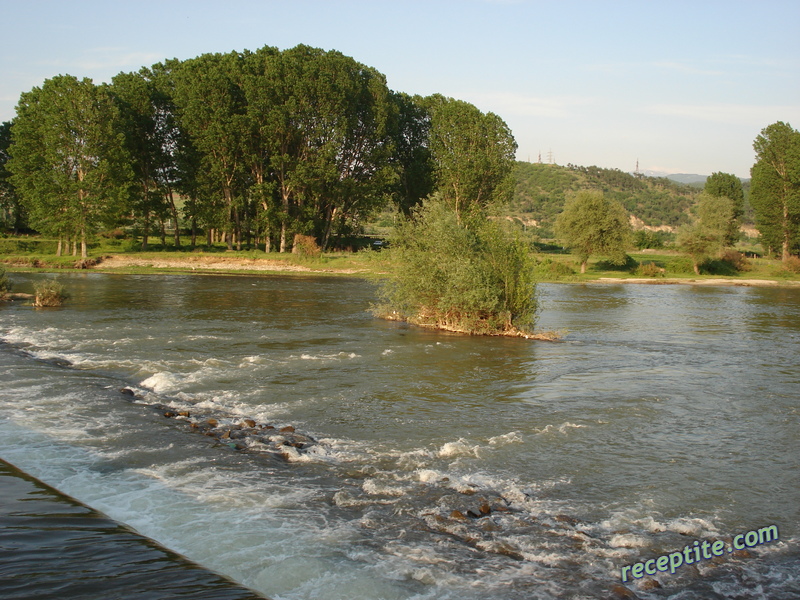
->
97;254;366;274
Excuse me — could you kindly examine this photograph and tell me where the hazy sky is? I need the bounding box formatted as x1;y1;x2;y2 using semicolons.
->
2;0;798;177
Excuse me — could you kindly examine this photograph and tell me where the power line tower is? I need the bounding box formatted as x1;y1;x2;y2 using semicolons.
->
547;149;554;164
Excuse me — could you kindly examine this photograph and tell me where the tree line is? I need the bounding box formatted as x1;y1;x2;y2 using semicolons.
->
0;45;516;257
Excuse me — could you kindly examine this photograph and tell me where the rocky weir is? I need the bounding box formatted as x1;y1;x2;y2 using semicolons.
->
119;386;318;462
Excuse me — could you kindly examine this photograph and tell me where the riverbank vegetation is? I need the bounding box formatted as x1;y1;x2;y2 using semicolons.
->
373;198;539;336
1;44;799;314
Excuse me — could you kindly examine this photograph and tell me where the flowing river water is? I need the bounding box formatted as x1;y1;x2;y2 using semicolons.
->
0;272;798;599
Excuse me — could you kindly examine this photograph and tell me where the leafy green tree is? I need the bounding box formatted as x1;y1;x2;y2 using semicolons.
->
750;121;800;260
554;190;632;273
377;197;537;334
173;51;248;250
389;92;433;214
704;171;744;245
677;193;736;274
281;45;397;250
425;95;517;219
111;68;184;249
8;75;131;257
0;121;26;232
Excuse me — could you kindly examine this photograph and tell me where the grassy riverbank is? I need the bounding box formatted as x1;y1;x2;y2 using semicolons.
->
2;236;799;286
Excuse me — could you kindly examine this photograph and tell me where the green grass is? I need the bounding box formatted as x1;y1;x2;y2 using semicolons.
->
2;234;798;285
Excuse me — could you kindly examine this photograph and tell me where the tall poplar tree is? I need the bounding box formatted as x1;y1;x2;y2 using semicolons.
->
425;95;517;220
704;171;744;246
8;75;130;257
172;52;248;250
750;121;800;260
0;121;25;232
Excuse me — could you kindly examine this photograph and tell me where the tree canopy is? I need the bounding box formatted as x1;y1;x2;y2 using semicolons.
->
5;45;518;254
554;190;632;273
704;171;744;246
7;75;131;257
424;95;517;220
750;121;800;260
677;192;736;274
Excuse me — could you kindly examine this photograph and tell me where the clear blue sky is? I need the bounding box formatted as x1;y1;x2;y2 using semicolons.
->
2;0;798;178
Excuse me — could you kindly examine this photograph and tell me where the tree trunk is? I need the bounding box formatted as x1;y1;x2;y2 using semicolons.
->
321;206;337;252
168;190;181;248
693;262;700;275
56;238;62;257
782;199;790;262
80;228;87;259
142;210;150;251
580;260;587;274
191;217;197;248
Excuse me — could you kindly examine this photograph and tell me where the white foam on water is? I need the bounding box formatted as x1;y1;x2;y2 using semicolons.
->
437;439;480;458
534;421;587;435
609;533;651;549
294;352;360;361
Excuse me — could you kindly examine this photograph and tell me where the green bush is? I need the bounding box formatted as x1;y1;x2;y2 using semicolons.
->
665;256;696;274
720;249;751;272
33;279;69;307
0;265;10;294
534;258;576;279
635;261;665;277
376;198;538;335
699;259;739;276
595;254;638;272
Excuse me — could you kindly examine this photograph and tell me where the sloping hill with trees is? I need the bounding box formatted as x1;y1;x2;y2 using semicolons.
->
509;162;700;234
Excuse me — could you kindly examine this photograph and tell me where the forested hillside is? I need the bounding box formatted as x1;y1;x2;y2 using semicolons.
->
509;162;700;234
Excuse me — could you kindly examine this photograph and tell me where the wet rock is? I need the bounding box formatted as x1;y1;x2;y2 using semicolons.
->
480;519;500;532
206;418;218;428
466;509;481;519
732;549;753;559
478;502;492;516
119;388;135;396
610;584;639;599
220;430;231;439
243;419;256;428
163;411;176;418
178;411;190;418
279;425;295;433
638;578;661;590
450;510;467;520
554;514;578;525
491;541;524;561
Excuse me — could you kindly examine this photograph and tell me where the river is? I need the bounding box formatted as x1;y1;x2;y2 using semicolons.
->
0;272;798;599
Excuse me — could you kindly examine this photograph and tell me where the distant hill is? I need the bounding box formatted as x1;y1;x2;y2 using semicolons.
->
641;171;708;185
509;162;700;234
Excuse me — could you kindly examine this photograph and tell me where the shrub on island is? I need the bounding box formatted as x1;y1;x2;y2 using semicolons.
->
374;197;539;337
